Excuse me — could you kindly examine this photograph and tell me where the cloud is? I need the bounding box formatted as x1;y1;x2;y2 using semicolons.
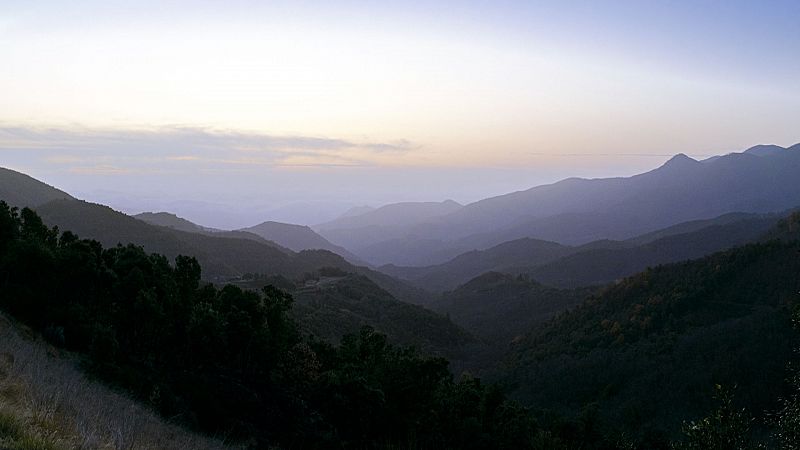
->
0;124;415;172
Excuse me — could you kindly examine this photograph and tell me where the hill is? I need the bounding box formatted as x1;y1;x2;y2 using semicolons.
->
431;272;590;345
324;144;800;266
36;199;301;280
33;198;432;306
498;219;800;442
227;269;473;359
134;211;220;233
317;199;463;232
273;273;476;358
0;167;73;208
134;211;291;249
315;200;463;260
380;238;575;292
381;212;779;292
240;220;364;264
526;214;780;288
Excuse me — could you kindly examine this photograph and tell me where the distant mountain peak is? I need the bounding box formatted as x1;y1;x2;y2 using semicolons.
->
134;211;215;233
660;153;699;170
338;205;375;219
744;144;785;157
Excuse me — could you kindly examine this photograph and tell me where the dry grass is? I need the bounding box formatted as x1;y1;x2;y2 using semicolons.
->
0;314;235;450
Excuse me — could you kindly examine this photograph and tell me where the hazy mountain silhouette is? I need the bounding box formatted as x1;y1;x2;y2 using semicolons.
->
134;211;220;233
743;143;786;157
526;214;780;288
380;212;781;292
317;199;463;231
380;238;575;292
240;221;364;264
337;205;376;218
0;167;73;208
323;144;800;266
315;200;463;253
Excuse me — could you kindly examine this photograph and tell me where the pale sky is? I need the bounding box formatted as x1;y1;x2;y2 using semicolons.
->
1;1;799;227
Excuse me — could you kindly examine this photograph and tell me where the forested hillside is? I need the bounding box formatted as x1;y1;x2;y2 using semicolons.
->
433;272;591;344
27;197;429;306
0;167;73;208
500;215;800;445
234;271;477;359
0;201;548;448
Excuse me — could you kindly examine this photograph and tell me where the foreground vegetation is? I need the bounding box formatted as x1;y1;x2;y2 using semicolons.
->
0;313;231;450
2;200;800;448
0;202;549;448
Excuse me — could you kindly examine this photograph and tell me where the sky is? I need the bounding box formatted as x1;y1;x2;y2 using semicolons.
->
1;1;799;227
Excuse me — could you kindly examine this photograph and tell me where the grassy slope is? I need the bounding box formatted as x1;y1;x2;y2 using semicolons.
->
0;314;232;450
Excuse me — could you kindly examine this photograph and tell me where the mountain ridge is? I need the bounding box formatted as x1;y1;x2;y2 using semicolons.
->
325;144;800;266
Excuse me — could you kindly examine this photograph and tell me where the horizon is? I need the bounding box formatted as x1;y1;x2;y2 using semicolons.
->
3;141;797;230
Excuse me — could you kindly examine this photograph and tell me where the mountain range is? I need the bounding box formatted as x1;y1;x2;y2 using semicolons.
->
381;211;782;292
317;143;800;266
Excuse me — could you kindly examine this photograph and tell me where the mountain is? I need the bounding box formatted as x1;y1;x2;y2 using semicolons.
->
134;211;219;233
240;220;364;264
525;213;780;288
743;143;786;157
287;273;476;358
623;211;767;245
431;272;590;345
33;198;431;306
380;238;575;292
315;200;464;257
0;167;73;208
36;199;300;279
324;144;800;266
134;211;294;249
337;205;376;218
380;212;780;293
317;199;463;232
498;217;800;441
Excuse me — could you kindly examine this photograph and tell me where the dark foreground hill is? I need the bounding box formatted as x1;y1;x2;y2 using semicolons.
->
432;272;591;345
0;167;73;208
499;214;800;443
